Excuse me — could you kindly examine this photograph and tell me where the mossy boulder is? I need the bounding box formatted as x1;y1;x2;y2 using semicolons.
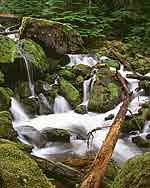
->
104;59;120;69
0;111;18;141
19;17;83;57
72;64;91;78
59;68;75;81
20;39;48;72
0;87;12;111
59;79;81;108
41;128;70;142
139;80;150;96
88;66;122;113
88;80;121;113
21;98;39;116
132;136;150;148
112;152;150;188
0;35;17;64
0;140;54;188
74;104;87;114
15;81;30;98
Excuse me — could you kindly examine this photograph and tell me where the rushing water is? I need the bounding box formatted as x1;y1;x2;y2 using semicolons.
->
10;54;150;164
17;44;35;97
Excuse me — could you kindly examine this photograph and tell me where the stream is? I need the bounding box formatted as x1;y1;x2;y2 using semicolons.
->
10;54;150;165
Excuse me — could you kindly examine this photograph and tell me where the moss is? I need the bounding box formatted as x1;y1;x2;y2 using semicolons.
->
132;136;150;148
0;35;17;64
59;69;75;80
74;104;87;114
72;64;91;78
0;111;18;141
21;39;48;72
19;17;83;55
59;78;81;108
0;141;54;188
41;128;70;142
104;59;120;69
0;70;4;84
88;80;121;113
105;114;114;121
15;81;30;98
0;87;11;111
112;153;150;188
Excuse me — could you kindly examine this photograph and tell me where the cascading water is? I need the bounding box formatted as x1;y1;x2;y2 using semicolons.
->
53;95;71;113
17;43;35;97
10;97;29;123
11;54;150;164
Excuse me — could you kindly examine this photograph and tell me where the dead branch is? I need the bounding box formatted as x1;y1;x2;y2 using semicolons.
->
80;72;132;188
0;29;18;35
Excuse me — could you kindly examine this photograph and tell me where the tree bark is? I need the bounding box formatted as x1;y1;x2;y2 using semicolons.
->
80;72;132;188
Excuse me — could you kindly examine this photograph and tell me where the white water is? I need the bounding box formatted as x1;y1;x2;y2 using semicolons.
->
11;55;150;164
17;46;35;97
53;95;71;113
10;98;29;122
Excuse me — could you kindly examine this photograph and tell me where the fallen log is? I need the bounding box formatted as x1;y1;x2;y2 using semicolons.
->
80;72;132;188
32;156;81;187
126;73;150;81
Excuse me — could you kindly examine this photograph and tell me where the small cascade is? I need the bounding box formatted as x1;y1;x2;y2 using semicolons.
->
17;43;35;97
53;96;71;113
83;78;92;104
68;54;97;67
143;121;150;133
10;97;29;122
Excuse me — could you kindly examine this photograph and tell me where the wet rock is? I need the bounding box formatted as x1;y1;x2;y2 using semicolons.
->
0;87;12;111
74;104;87;114
146;134;150;139
132;136;150;148
59;78;81;108
139;80;150;96
16;126;47;148
0;140;54;188
0;111;18;141
105;114;114;121
19;17;83;57
41;128;70;142
21;97;39;116
112;152;150;188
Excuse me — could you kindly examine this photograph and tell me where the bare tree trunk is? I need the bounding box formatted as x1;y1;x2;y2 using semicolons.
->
80;72;132;188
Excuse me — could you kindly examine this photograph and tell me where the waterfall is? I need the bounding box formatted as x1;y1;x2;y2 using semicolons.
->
83;78;92;103
68;54;97;67
10;97;29;122
17;44;35;97
53;95;71;113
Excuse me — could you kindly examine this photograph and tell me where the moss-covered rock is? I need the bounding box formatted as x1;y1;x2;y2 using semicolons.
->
0;87;11;111
72;64;91;78
88;80;121;113
112;152;150;188
0;111;18;141
59;79;81;108
20;39;48;72
59;68;75;81
139;80;150;96
41;128;70;142
132;136;150;148
0;140;54;188
105;114;114;121
19;17;83;57
0;35;17;64
104;59;120;69
15;81;30;98
74;104;87;114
